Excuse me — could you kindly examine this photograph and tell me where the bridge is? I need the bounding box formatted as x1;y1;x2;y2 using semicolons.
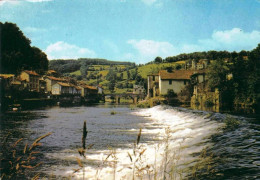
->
106;93;146;104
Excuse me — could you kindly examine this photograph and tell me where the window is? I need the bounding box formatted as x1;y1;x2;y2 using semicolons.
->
153;76;155;81
169;80;172;85
184;80;186;85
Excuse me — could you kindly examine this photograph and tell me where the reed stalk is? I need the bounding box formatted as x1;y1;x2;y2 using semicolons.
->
0;132;52;179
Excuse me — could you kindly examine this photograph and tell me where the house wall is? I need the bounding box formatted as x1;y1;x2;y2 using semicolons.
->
20;72;39;92
159;77;188;95
52;84;61;95
20;72;30;82
45;79;52;92
81;88;85;97
197;74;206;83
147;75;159;97
46;78;59;92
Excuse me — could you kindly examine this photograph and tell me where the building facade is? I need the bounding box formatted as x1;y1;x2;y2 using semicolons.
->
19;70;40;92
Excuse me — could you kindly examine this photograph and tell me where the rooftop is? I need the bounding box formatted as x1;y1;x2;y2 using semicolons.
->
159;70;206;80
57;82;71;87
24;70;40;76
0;74;15;79
46;76;67;81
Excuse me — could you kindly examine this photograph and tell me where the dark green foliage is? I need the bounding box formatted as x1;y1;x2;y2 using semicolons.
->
207;59;229;90
167;89;177;98
162;50;242;63
1;22;48;74
49;58;135;74
154;56;163;63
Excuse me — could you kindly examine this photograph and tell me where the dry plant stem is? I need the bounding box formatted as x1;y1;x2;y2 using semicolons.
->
82;121;88;150
0;132;52;179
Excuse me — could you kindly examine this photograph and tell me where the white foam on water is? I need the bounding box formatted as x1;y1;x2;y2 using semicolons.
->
45;105;224;179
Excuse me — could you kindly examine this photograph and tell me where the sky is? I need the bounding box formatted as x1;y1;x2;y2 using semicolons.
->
0;0;260;64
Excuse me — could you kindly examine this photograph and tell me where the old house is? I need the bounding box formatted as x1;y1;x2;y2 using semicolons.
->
19;70;40;92
158;69;207;95
159;70;194;95
147;74;159;97
52;82;74;95
44;76;67;93
73;86;82;95
79;84;98;97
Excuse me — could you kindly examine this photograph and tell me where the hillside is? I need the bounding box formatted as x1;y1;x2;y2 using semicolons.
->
48;48;257;96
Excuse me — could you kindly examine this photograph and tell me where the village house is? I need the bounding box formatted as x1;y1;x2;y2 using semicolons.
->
147;74;159;97
79;84;98;97
44;76;67;93
19;70;40;92
148;69;207;96
51;82;75;95
159;70;194;95
73;85;82;95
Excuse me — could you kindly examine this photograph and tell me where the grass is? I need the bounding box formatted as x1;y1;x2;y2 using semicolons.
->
70;70;81;76
137;62;185;78
0;132;52;179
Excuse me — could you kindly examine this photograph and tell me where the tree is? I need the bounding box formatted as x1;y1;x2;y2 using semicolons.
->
1;22;48;74
207;59;229;90
154;56;163;63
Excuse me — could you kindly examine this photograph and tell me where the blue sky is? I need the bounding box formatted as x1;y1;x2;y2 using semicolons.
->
1;0;260;63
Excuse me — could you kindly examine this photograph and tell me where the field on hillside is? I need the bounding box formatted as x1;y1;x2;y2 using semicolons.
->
66;61;186;94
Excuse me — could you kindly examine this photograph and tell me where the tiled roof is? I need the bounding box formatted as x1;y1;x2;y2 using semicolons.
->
24;70;40;76
57;82;71;87
47;76;66;81
159;70;206;80
0;74;15;79
86;85;97;90
80;84;97;90
74;86;82;90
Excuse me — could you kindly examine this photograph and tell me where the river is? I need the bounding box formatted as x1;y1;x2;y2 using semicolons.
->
0;104;259;179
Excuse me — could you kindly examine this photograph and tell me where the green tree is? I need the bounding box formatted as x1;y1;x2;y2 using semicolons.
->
154;56;163;63
207;59;229;90
1;22;48;74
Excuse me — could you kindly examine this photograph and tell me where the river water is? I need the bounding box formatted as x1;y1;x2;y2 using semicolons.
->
1;104;259;179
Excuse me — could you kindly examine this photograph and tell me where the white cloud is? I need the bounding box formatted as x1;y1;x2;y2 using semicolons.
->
127;28;260;63
0;0;20;6
198;28;260;51
45;41;96;60
127;39;177;62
